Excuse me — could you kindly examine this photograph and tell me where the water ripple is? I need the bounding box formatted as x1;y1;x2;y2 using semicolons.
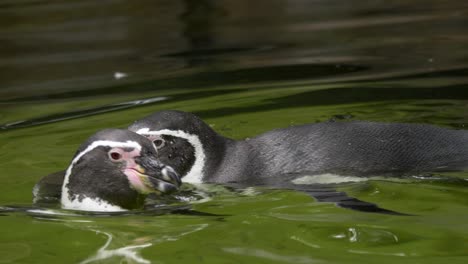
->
0;96;167;131
223;247;318;264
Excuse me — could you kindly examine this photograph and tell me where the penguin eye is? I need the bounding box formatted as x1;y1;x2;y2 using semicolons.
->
109;151;122;161
154;139;164;149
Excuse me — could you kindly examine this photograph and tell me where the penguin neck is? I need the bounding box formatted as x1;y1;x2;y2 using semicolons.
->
195;132;231;183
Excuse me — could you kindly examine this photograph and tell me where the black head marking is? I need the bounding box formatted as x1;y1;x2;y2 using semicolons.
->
67;144;144;209
128;110;232;180
153;134;196;178
67;129;149;210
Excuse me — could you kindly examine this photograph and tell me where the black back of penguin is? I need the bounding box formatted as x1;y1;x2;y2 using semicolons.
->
247;121;468;179
130;110;468;185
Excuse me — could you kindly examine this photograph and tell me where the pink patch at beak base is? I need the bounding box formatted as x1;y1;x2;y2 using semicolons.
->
124;167;154;194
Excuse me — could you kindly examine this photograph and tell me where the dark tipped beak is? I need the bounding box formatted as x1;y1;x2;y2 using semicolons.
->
135;156;182;193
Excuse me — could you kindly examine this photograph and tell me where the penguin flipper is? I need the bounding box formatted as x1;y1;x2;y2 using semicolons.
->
223;179;409;215
302;189;410;215
33;170;65;205
260;174;410;215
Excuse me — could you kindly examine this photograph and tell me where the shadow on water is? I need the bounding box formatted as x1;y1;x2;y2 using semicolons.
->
0;204;223;218
194;83;468;119
2;78;468;130
0;63;367;102
0;97;167;130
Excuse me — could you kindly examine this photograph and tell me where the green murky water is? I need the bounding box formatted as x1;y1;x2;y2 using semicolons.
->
1;0;468;263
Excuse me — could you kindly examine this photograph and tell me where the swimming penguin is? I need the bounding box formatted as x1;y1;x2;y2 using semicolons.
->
127;110;468;213
34;110;468;213
129;110;468;182
56;129;181;211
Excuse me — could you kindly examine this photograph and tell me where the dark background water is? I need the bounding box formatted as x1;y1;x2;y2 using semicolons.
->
2;0;468;102
1;1;468;263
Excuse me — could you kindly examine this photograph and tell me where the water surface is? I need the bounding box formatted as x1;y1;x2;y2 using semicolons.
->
1;0;468;263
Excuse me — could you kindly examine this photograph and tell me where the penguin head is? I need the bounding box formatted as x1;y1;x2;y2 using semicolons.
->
61;129;181;212
128;110;225;183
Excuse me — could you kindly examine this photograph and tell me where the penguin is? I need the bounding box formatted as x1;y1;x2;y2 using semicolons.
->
127;110;468;213
34;110;468;214
55;129;181;212
129;110;468;182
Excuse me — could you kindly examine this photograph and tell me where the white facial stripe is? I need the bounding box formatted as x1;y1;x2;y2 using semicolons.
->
61;140;142;211
136;128;205;183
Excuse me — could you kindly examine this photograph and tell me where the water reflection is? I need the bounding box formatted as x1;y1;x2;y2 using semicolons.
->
79;223;209;264
179;0;224;67
0;242;31;263
80;231;152;264
0;96;167;130
223;247;316;264
2;0;468;101
290;235;321;249
3;207;211;264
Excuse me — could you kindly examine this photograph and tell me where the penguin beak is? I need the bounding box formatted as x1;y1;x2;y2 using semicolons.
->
127;156;181;194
